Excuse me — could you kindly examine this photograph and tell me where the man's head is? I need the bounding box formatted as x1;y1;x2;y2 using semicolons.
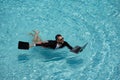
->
55;34;64;44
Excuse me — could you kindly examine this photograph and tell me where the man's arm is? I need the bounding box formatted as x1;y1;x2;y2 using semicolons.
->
30;41;48;47
64;41;73;50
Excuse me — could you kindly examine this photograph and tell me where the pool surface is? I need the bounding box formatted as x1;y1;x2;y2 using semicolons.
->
0;0;120;80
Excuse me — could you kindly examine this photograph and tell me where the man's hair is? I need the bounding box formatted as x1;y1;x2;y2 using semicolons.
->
55;34;62;40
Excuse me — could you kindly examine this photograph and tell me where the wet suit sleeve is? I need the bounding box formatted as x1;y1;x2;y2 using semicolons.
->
35;40;55;49
36;43;48;47
35;41;49;47
64;42;73;50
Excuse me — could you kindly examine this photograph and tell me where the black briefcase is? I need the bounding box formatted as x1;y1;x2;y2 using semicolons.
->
18;41;29;50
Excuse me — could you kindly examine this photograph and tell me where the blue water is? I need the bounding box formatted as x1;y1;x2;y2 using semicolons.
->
0;0;120;80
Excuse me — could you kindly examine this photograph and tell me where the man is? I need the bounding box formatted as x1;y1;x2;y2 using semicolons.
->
30;30;73;50
18;30;83;53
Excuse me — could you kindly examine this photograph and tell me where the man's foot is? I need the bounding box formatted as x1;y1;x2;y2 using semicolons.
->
32;30;39;34
28;32;34;36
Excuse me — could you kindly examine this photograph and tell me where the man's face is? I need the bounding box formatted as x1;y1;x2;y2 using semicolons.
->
57;36;64;44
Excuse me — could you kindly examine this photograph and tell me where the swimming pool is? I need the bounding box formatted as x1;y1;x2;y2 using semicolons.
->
0;0;120;80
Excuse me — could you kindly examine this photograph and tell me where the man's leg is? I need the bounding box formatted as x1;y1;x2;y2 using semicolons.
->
29;30;42;48
32;30;42;43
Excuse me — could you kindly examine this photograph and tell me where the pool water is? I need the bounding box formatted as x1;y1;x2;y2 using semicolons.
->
0;0;120;80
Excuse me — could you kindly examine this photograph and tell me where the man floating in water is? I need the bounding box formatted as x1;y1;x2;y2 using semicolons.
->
29;30;73;50
18;30;88;54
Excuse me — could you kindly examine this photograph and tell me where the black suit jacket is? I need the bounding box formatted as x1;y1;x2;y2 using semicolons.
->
36;40;73;50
